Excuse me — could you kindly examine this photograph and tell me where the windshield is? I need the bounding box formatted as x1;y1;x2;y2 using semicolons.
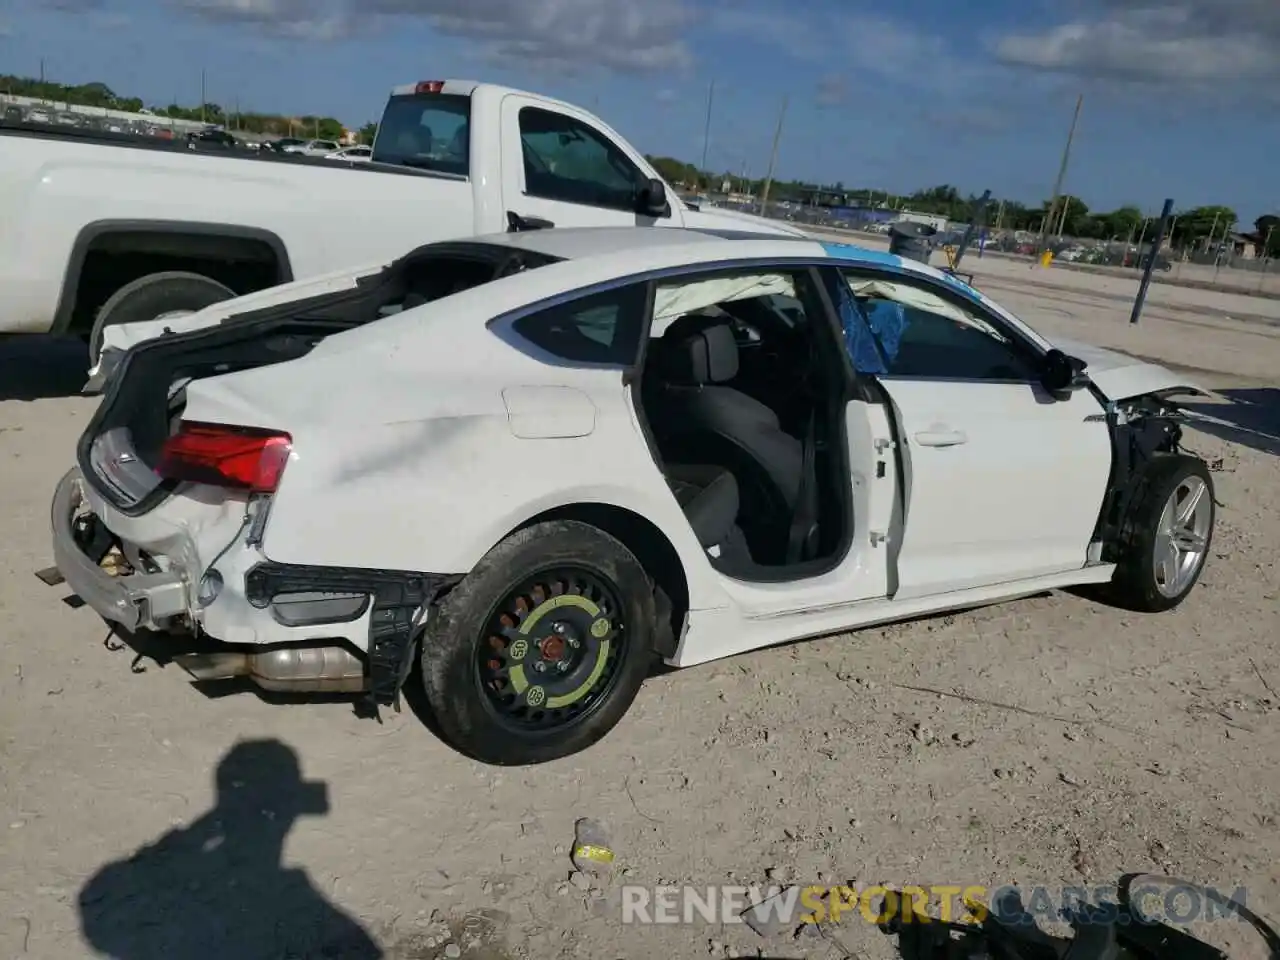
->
371;93;471;175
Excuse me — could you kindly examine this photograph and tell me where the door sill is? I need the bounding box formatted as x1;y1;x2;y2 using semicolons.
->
742;563;1116;622
669;563;1117;667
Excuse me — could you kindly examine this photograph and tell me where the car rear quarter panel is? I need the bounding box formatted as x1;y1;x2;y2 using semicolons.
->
181;341;726;607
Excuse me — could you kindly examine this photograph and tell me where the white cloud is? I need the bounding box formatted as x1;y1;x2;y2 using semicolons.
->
994;0;1280;86
174;0;699;71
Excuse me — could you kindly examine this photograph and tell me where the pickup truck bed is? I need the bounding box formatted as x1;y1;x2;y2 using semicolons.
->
0;80;798;363
0;121;474;338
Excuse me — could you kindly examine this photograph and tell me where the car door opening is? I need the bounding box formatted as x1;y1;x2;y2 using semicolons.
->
634;268;853;581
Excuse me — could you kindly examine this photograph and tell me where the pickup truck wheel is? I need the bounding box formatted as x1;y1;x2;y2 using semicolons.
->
1104;454;1214;613
421;520;656;765
89;271;237;363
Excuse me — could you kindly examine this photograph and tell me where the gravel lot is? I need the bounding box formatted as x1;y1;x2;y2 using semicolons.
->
1;262;1278;960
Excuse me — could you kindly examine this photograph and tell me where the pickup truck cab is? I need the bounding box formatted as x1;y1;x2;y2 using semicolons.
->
0;79;798;364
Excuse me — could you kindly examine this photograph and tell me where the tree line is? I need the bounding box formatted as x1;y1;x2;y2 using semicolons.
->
646;157;1280;257
1;74;355;142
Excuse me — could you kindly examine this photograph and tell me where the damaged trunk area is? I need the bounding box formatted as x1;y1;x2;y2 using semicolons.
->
78;240;561;515
67;240;551;711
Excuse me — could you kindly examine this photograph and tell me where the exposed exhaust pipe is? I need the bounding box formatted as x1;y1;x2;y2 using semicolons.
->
174;645;367;693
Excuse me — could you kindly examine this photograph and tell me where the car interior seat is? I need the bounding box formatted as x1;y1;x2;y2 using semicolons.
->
663;464;752;567
397;124;432;157
644;314;806;562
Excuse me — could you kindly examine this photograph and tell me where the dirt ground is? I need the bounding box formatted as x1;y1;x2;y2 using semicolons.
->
1;263;1278;960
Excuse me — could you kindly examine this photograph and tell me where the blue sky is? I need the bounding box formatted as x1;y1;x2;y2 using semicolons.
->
2;0;1276;224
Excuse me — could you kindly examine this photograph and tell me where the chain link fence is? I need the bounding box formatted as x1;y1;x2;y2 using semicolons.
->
691;193;1280;298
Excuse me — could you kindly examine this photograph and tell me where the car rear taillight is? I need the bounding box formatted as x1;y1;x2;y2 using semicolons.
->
156;421;292;493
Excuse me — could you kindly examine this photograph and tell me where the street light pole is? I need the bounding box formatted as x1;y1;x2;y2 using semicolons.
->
699;80;715;181
1039;93;1083;255
758;94;789;214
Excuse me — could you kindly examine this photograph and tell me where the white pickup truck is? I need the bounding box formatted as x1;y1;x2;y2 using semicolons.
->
0;79;797;364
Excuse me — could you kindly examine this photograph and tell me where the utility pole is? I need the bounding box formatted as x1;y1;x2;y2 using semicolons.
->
1203;210;1220;252
1039;93;1083;255
757;94;789;214
994;199;1005;231
200;68;206;124
700;80;715;179
1259;224;1276;293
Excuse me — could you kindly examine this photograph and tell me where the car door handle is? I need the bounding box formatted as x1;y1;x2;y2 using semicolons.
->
914;429;968;447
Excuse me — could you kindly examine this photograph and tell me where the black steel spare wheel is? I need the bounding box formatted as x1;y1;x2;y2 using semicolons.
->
479;569;624;728
421;520;656;766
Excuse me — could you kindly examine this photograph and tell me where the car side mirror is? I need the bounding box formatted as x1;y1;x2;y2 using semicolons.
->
637;178;671;218
1041;348;1090;393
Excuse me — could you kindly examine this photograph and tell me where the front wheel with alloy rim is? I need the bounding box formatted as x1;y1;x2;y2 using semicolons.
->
1106;454;1215;612
421;520;657;765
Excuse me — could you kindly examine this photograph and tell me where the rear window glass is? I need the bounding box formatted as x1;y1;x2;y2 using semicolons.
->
372;93;471;175
509;285;648;366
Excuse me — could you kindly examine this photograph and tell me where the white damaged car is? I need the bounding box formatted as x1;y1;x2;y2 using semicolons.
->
47;227;1215;765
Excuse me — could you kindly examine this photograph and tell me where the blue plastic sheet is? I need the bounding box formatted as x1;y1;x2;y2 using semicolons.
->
834;282;909;374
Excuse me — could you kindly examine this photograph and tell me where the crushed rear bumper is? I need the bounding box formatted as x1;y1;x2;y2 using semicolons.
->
50;468;189;632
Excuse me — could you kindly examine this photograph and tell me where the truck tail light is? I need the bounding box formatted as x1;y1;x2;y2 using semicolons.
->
156;421;292;493
415;81;445;94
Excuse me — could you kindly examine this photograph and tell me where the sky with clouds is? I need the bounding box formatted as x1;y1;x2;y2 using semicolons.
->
1;0;1275;222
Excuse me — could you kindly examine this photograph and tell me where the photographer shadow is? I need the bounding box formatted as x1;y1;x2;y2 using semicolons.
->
78;738;382;960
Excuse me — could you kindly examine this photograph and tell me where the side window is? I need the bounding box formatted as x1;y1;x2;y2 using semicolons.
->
518;108;644;211
510;284;647;365
832;270;1038;381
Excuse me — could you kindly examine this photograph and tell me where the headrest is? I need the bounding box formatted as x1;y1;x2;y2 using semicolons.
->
658;315;738;385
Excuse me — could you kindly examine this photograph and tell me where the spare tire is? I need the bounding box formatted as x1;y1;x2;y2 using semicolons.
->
89;271;237;364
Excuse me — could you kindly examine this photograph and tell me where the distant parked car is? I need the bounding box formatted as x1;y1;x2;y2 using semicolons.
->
324;144;372;162
26;109;51;124
186;127;239;149
264;137;306;154
291;138;340;157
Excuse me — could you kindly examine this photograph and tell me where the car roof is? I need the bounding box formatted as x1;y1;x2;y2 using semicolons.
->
478;226;755;260
464;225;936;277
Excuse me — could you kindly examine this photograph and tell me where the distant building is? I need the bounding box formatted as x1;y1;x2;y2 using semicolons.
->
1229;233;1259;259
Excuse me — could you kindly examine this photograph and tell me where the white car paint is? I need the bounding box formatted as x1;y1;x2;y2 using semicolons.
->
1046;336;1208;402
50;229;1212;749
0;79;798;340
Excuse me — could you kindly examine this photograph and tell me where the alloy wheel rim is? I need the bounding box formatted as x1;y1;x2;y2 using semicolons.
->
1152;476;1211;598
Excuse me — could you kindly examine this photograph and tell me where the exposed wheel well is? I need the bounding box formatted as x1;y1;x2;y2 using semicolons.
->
515;503;689;659
1094;394;1188;560
58;226;291;335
